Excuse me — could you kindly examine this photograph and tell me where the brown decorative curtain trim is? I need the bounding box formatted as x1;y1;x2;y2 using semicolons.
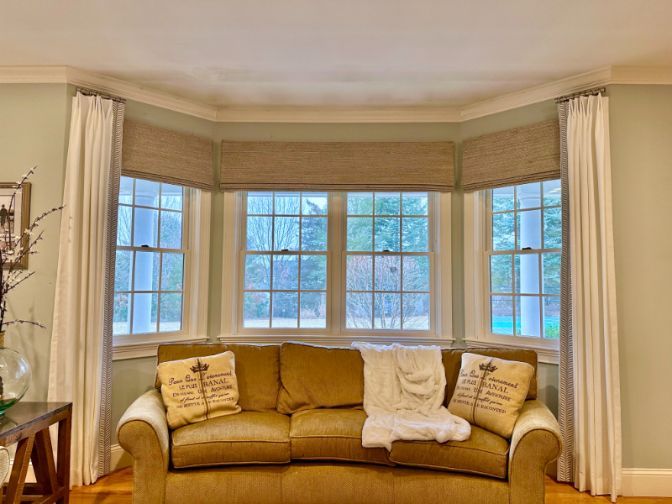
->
219;141;455;192
122;120;214;190
461;119;560;192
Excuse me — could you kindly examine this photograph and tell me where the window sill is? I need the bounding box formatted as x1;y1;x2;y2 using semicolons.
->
218;334;455;348
112;336;209;361
463;338;559;365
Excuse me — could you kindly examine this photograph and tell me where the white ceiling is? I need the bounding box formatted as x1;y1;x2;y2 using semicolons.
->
2;1;672;108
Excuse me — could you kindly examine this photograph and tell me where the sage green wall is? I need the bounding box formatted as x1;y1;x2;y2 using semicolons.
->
4;83;670;470
0;84;70;401
608;85;672;469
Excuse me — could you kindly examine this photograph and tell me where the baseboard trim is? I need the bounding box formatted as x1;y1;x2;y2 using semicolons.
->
111;443;132;471
622;468;672;497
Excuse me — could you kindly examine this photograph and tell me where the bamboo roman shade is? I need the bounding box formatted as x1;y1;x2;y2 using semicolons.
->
122;120;214;190
219;141;455;191
461;119;560;192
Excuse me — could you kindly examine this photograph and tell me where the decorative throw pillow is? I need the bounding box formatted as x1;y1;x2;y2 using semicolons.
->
157;351;241;429
447;352;534;438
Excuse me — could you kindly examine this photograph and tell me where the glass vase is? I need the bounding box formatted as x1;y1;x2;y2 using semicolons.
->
0;332;32;415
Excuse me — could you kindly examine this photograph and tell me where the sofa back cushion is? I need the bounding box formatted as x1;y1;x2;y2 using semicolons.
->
277;342;364;414
157;343;280;411
442;348;538;402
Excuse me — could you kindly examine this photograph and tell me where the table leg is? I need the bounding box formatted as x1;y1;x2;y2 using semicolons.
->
5;434;35;504
57;414;71;504
31;428;59;497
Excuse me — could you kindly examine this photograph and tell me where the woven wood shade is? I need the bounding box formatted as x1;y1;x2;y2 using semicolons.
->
219;141;455;191
122;120;214;190
461;119;560;192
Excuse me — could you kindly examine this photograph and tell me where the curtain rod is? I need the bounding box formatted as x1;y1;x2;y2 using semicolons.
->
554;87;606;104
76;87;126;104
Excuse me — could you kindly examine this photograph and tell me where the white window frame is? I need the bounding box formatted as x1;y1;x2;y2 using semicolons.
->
221;191;453;346
112;181;211;360
463;190;560;364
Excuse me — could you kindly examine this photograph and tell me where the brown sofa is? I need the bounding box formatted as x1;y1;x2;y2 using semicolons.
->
118;342;561;504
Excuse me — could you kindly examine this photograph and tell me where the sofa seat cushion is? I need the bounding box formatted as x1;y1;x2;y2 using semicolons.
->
290;409;392;466
171;411;290;468
389;425;509;479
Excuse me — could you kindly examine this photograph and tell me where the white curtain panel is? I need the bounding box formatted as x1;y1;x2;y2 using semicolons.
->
49;92;123;486
566;94;622;501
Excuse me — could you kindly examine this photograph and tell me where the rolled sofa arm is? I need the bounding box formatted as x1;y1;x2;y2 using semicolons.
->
508;400;562;504
117;389;169;504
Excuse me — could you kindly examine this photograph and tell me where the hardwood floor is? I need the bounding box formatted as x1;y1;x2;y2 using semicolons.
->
70;468;672;503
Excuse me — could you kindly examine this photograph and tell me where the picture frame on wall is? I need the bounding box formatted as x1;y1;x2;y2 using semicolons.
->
0;182;31;270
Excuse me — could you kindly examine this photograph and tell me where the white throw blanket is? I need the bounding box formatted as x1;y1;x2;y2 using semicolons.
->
353;342;471;451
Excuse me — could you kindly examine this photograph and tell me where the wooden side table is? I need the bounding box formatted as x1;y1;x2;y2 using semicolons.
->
0;402;72;504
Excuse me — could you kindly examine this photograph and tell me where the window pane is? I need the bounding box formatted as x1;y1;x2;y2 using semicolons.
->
402;193;428;215
244;255;271;290
374;193;400;215
347;193;373;215
159;293;182;332
492;213;515;251
113;293;130;335
543;296;560;339
516;209;541;249
135;179;160;207
514;253;540;294
117;205;132;246
542;252;561;294
516;182;541;209
161;253;184;291
243;292;270;328
272;292;298;328
160;210;182;249
374;293;401;329
246;216;272;251
403;293;430;330
543;207;562;249
274;192;300;215
490;254;512;293
160;183;183;210
302;193;328;215
346;255;373;291
543;180;561;207
347;217;372;251
374;217;400;252
492;186;514;212
133;207;158;247
401;217;428;252
402;256;430;292
374;255;400;291
272;254;298;290
114;250;132;291
300;292;326;328
515;296;541;337
300;255;327;290
491;295;513;335
247;192;273;215
274;216;300;251
119;177;133;205
132;292;158;334
346;293;372;329
301;217;327;251
134;251;159;291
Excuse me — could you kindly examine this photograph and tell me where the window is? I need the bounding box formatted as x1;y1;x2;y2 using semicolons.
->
486;180;561;341
239;191;435;335
345;193;431;330
241;192;329;329
113;176;188;338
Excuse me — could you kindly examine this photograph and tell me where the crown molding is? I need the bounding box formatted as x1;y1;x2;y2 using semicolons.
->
2;65;672;123
215;104;462;123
